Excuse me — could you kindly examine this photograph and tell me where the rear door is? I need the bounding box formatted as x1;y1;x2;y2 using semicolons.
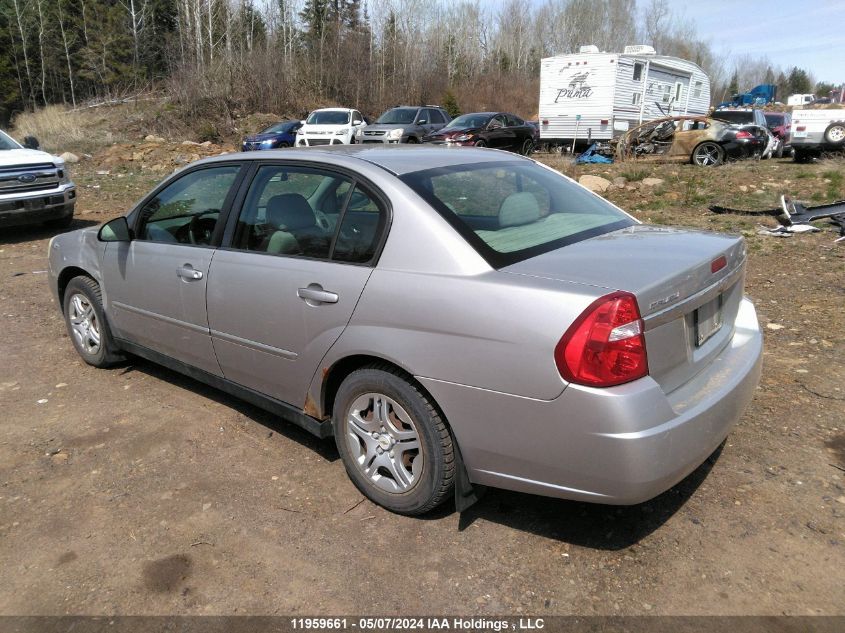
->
206;163;389;406
102;164;244;375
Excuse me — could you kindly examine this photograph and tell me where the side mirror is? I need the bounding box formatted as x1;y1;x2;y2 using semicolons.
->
416;119;428;125
98;216;132;242
300;120;307;125
23;135;40;150
353;119;363;126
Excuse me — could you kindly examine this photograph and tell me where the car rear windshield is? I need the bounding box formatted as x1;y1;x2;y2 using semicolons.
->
712;111;753;124
307;111;350;125
764;113;785;125
401;161;634;268
0;130;20;150
377;108;418;124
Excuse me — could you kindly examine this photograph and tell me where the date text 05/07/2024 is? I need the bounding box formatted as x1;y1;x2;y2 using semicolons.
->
290;618;547;631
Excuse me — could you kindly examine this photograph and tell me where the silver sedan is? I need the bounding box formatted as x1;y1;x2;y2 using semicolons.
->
48;146;762;515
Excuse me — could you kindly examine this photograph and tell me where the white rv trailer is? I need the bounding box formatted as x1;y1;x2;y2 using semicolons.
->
538;45;711;147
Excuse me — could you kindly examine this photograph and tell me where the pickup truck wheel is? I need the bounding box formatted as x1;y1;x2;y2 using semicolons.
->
823;122;845;145
63;276;123;368
333;366;455;515
793;149;813;163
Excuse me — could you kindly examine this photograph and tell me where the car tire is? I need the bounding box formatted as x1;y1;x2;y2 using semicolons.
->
775;142;784;159
691;142;725;166
475;140;486;148
333;365;455;515
279;142;290;148
62;276;123;368
823;122;845;145
793;149;813;163
520;139;534;156
406;137;419;144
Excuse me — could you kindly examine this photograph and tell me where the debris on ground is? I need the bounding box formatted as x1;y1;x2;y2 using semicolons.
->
576;143;613;164
710;195;845;241
95;140;237;172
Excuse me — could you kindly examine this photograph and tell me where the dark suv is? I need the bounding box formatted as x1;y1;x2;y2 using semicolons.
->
357;106;451;144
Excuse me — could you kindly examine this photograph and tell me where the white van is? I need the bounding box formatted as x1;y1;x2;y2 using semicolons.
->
296;108;367;147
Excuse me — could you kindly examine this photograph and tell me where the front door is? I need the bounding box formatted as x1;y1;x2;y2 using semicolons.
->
102;164;243;375
206;163;388;406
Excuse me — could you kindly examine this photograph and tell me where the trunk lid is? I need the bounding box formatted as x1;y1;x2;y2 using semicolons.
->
502;225;748;394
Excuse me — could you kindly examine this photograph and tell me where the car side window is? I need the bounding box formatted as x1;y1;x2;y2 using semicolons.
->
137;165;240;245
490;115;507;129
506;114;523;127
429;109;445;124
233;165;348;258
332;185;387;264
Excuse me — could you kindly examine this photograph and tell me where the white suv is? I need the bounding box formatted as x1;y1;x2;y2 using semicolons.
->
296;108;367;147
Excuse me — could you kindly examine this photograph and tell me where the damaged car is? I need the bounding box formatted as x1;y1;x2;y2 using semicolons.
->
617;116;768;166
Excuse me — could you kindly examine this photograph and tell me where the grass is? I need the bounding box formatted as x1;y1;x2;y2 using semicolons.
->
619;168;649;182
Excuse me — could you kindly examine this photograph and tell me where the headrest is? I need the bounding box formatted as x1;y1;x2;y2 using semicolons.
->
499;192;540;228
267;193;315;230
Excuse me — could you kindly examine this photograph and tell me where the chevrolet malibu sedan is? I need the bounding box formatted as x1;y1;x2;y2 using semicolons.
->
48;145;762;515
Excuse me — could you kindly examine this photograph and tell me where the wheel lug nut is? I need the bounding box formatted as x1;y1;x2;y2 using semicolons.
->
372;432;379;439
377;447;383;455
389;451;394;458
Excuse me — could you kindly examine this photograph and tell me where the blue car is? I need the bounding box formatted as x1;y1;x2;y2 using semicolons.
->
241;120;302;151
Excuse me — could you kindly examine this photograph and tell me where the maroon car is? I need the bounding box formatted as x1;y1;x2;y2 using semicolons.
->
764;112;792;156
422;112;536;154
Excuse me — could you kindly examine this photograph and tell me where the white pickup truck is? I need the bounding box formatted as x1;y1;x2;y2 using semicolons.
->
790;109;845;162
0;130;76;229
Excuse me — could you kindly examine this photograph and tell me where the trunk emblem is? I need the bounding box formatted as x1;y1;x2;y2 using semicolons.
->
649;292;680;310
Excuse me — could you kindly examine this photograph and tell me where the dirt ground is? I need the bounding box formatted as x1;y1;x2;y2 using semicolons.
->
0;150;843;616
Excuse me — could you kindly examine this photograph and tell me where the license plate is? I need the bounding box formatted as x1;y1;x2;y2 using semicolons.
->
794;131;808;138
694;294;723;347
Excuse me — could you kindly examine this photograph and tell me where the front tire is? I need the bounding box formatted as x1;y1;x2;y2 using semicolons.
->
62;276;123;368
333;366;455;515
691;141;725;166
520;138;535;156
474;140;486;148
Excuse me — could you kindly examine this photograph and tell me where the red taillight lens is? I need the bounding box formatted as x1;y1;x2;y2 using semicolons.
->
711;255;727;273
555;292;648;388
735;130;753;139
796;125;806;131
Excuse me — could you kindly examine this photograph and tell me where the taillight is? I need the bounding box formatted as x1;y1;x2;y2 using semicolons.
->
555;292;648;388
735;130;753;139
796;125;806;131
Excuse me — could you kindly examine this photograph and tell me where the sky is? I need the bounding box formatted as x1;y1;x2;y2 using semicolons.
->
665;0;845;84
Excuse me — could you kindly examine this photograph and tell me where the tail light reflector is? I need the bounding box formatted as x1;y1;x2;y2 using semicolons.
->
555;292;648;388
711;255;727;273
796;125;806;131
735;130;753;139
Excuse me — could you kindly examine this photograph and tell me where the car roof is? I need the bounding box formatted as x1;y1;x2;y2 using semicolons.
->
203;144;529;176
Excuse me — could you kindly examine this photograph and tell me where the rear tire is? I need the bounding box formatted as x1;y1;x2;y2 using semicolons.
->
520;138;535;156
62;276;123;368
793;149;813;163
474;140;486;148
691;141;725;166
333;366;455;515
823;122;845;145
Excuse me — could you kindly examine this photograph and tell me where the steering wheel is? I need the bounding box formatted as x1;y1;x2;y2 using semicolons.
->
187;211;219;245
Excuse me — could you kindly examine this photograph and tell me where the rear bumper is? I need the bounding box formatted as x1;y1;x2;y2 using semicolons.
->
0;185;76;227
420;298;762;505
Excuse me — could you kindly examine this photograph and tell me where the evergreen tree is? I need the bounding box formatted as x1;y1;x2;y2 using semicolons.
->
442;90;460;118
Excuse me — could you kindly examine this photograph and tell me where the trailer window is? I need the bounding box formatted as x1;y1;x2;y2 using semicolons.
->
633;63;643;81
693;81;703;98
632;93;641;105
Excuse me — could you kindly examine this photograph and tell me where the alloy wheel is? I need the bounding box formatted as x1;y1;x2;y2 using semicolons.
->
68;293;101;355
693;142;722;166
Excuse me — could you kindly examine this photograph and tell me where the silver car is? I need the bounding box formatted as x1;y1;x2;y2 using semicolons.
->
48;146;762;515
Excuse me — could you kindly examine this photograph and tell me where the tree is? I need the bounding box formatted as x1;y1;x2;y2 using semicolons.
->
787;66;812;94
727;70;739;96
815;81;834;98
442;90;460;118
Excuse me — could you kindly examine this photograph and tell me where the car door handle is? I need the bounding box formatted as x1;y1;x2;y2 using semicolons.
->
298;286;338;304
178;264;203;281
